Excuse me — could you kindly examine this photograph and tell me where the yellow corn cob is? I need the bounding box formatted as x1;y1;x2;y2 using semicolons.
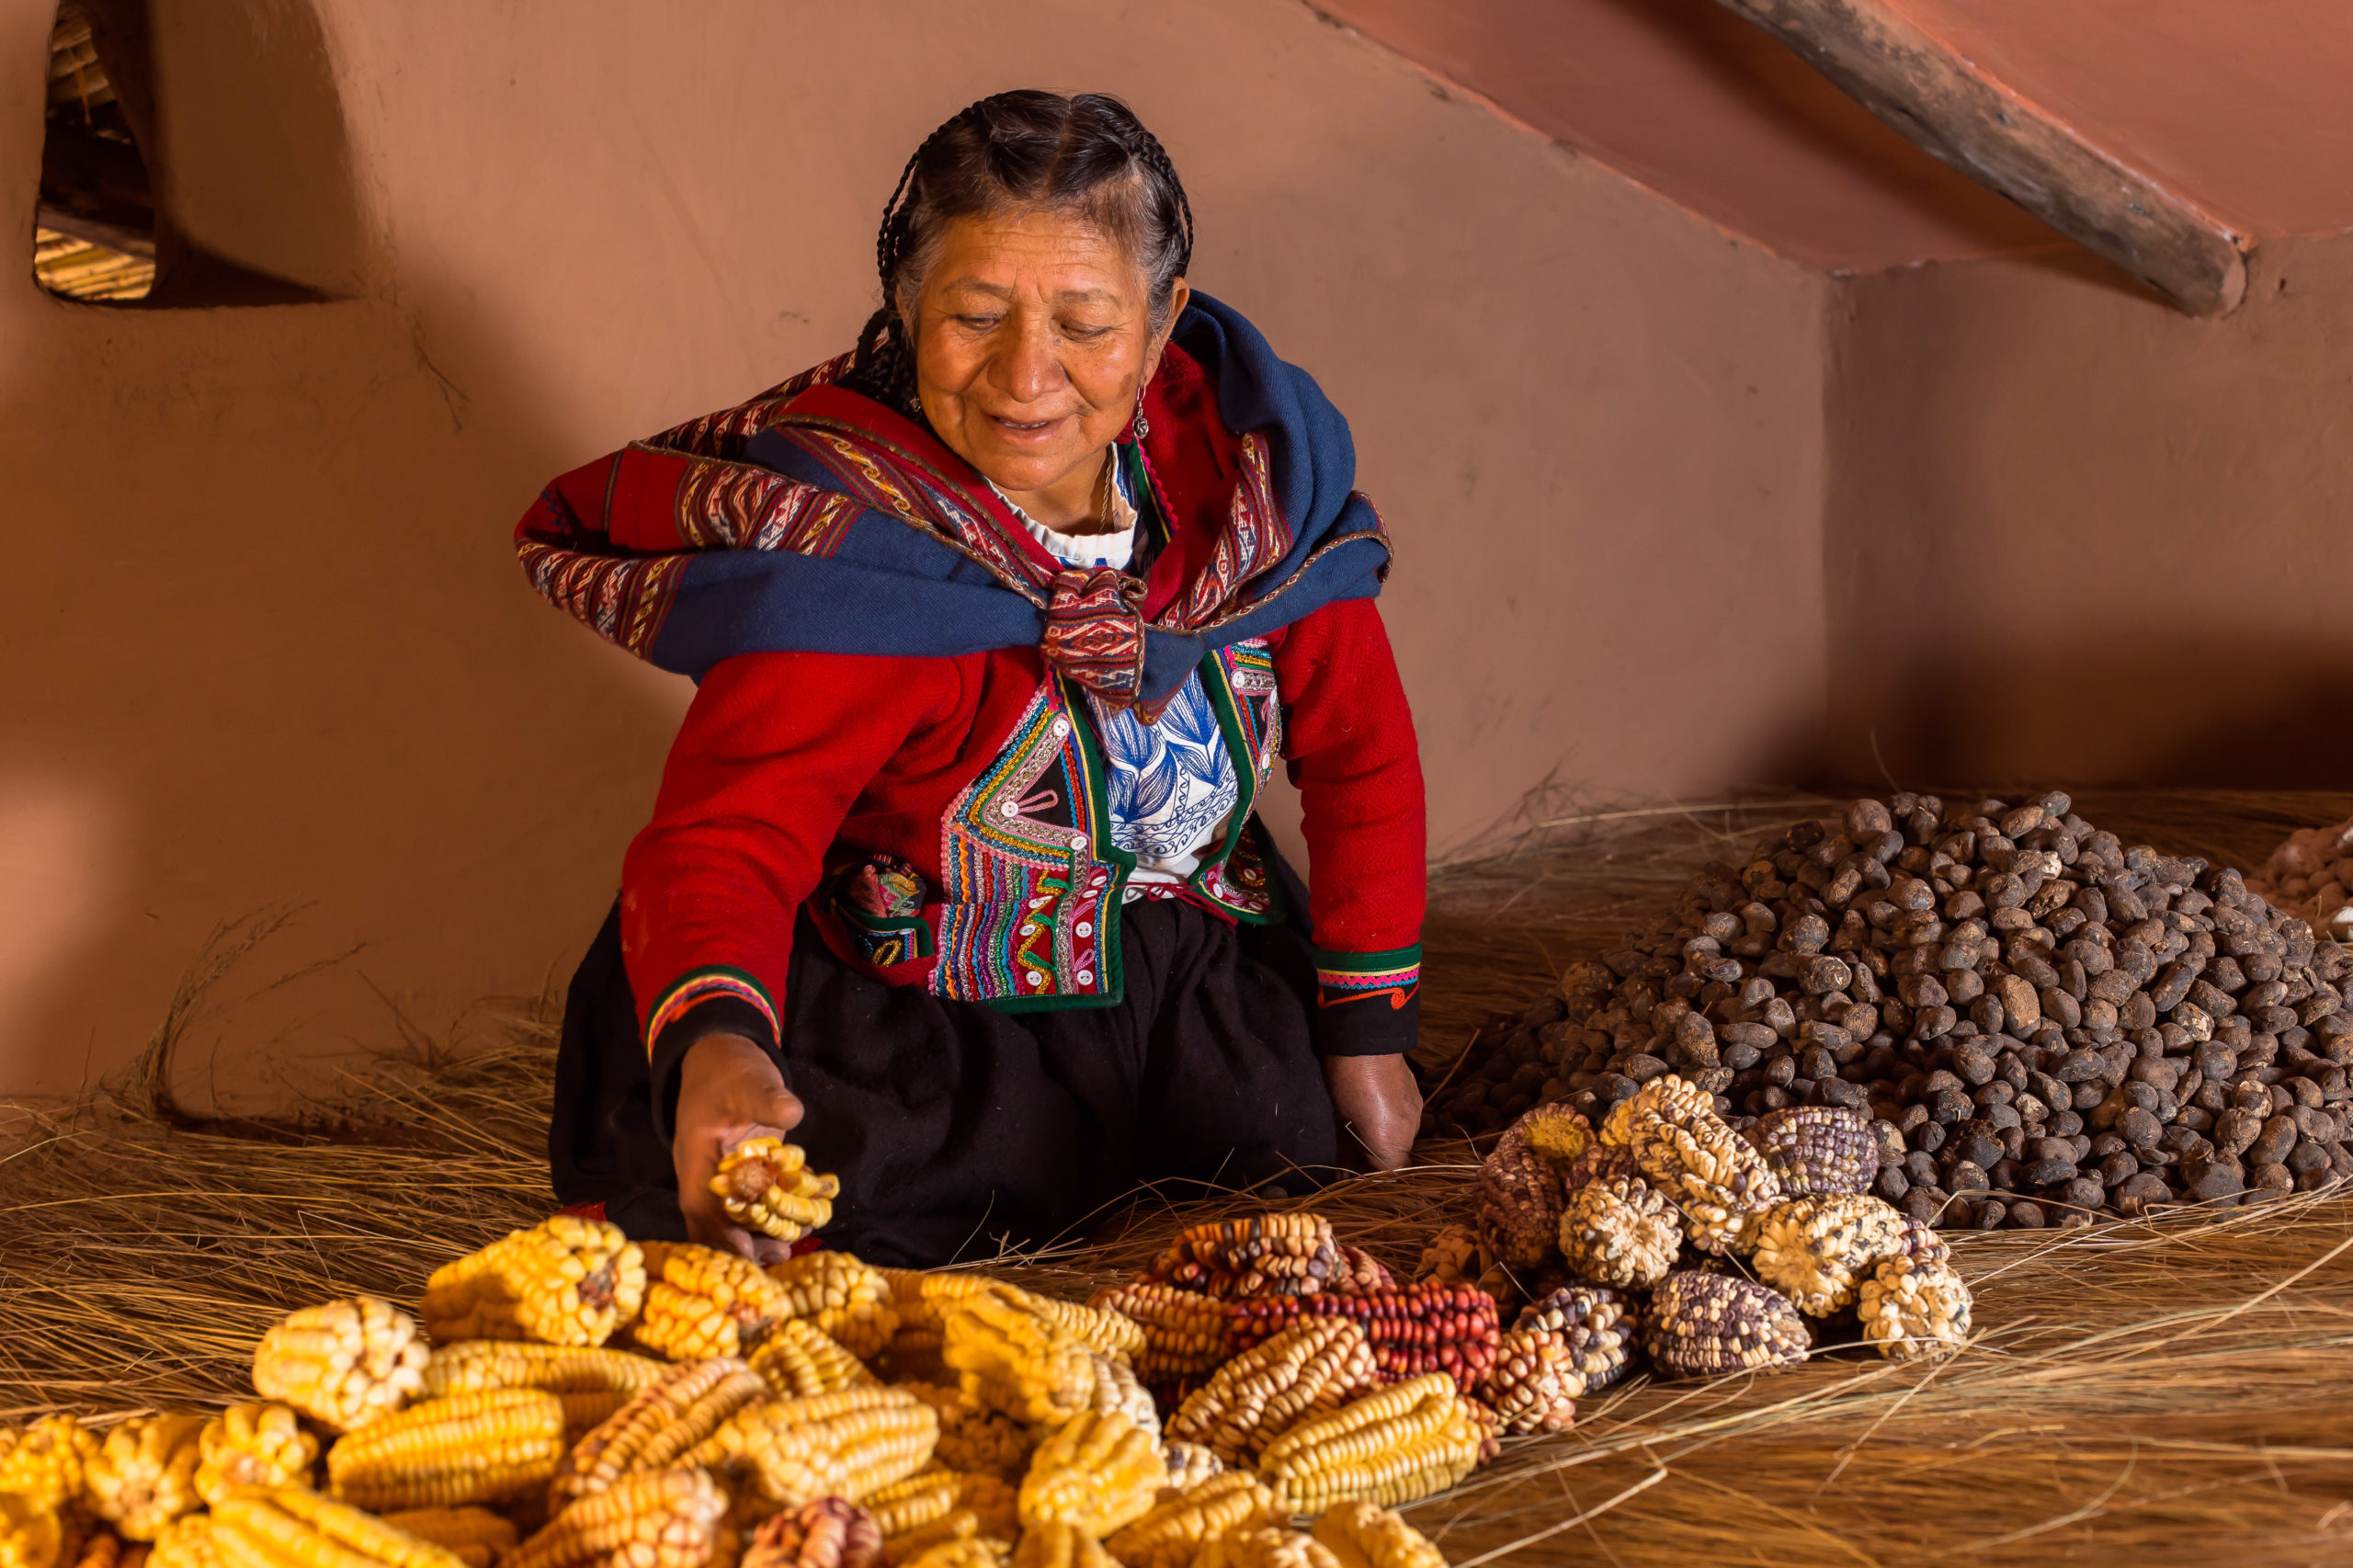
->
421;1342;667;1440
1195;1530;1339;1568
863;1471;959;1542
1008;1299;1143;1365
896;1538;1002;1568
507;1470;727;1568
253;1298;431;1433
741;1497;882;1568
378;1510;518;1568
712;1139;841;1243
1085;1288;1230;1386
1308;1503;1445;1568
549;1358;767;1510
1256;1376;1481;1515
210;1486;469;1568
882;1388;1032;1485
195;1403;319;1507
942;1292;1099;1429
1008;1523;1112;1568
633;1244;792;1362
747;1321;878;1401
688;1387;938;1515
1014;1413;1160;1538
1167;1320;1378;1468
877;1273;1003;1338
144;1517;213;1568
949;1474;1019;1544
763;1255;899;1362
1103;1473;1284;1568
84;1415;205;1541
0;1492;62;1568
0;1417;97;1514
326;1389;568;1510
1157;1442;1222;1499
882;1510;979;1565
422;1219;647;1350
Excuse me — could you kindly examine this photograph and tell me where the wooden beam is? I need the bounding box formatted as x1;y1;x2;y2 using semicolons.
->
1713;0;2248;316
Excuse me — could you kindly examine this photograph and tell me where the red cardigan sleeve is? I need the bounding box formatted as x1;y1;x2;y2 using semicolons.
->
1272;597;1427;1053
620;649;963;1127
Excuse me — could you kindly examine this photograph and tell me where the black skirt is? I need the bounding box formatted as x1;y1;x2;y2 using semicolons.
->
550;892;1343;1266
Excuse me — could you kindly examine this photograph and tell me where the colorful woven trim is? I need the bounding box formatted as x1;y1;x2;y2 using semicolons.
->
643;965;779;1052
1313;945;1423;1009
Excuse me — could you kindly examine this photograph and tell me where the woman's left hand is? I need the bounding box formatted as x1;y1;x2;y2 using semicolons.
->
1324;1054;1423;1170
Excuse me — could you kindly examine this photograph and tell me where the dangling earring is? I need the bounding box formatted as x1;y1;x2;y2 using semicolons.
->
1132;385;1150;440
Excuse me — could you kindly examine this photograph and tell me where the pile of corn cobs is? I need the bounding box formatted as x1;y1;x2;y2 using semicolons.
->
1438;1081;1972;1382
0;1140;1486;1568
1427;793;2353;1226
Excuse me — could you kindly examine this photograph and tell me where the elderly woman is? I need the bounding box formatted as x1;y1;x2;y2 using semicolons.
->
519;91;1425;1266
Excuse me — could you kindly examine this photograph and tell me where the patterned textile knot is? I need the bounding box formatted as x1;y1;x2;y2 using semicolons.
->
1041;566;1154;712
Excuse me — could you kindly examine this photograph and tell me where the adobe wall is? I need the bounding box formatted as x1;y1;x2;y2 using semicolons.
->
1822;233;2353;790
0;0;1827;1104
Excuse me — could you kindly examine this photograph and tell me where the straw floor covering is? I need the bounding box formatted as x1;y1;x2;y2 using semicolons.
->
5;790;2352;1566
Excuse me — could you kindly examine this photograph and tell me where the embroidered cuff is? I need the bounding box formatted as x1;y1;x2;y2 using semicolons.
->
643;966;786;1144
1311;944;1422;1056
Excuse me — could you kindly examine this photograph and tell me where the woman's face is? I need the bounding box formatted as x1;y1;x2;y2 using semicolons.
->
908;207;1187;496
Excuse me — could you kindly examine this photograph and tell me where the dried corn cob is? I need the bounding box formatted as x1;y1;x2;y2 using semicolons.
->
894;1386;1032;1483
550;1358;767;1509
1143;1218;1338;1301
327;1389;568;1510
1598;1074;1717;1147
0;1416;97;1513
1857;1255;1972;1363
765;1255;900;1360
1326;1249;1395;1298
1744;1107;1877;1198
1478;1330;1579;1435
878;1273;998;1339
1080;1354;1158;1438
1165;1319;1379;1467
1555;1176;1681;1290
253;1298;431;1433
691;1386;938;1514
85;1415;205;1540
210;1486;469;1568
1103;1473;1282;1568
750;1319;880;1400
1222;1283;1501;1394
714;1139;841;1243
942;1293;1100;1428
1308;1502;1445;1568
854;1472;952;1544
1157;1443;1222;1498
1410;1226;1482;1289
423;1219;647;1349
1514;1287;1638;1392
144;1518;213;1568
1642;1273;1809;1377
0;1493;62;1568
1010;1300;1144;1365
1750;1194;1929;1316
1256;1375;1483;1514
894;1536;1002;1568
1084;1288;1229;1387
882;1510;983;1565
1007;1523;1112;1568
1475;1128;1565;1270
1195;1530;1337;1568
379;1510;518;1568
194;1403;318;1508
633;1244;792;1361
506;1470;727;1568
742;1498;881;1568
1015;1413;1160;1538
1513;1103;1594;1167
422;1342;667;1441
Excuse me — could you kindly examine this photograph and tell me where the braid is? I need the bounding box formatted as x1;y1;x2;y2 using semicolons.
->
843;91;1197;418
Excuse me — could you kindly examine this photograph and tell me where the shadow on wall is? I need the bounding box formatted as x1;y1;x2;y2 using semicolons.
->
1848;632;2353;791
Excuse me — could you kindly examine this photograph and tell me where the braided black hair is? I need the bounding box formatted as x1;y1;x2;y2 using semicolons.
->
844;91;1195;416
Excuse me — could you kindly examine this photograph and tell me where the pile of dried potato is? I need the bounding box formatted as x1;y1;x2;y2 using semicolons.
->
1427;793;2353;1226
0;1140;1614;1568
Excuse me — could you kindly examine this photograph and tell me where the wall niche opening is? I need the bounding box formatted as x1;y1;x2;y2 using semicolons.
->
35;0;155;301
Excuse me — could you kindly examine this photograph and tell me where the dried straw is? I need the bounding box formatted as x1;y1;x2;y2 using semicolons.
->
2;789;2349;1566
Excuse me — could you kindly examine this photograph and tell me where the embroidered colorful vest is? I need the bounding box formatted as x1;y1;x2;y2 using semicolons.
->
825;637;1285;1010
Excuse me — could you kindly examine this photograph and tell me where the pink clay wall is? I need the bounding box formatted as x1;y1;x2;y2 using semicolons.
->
0;0;1828;1105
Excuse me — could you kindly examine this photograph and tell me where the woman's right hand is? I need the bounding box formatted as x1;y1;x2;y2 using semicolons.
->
673;1032;807;1263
